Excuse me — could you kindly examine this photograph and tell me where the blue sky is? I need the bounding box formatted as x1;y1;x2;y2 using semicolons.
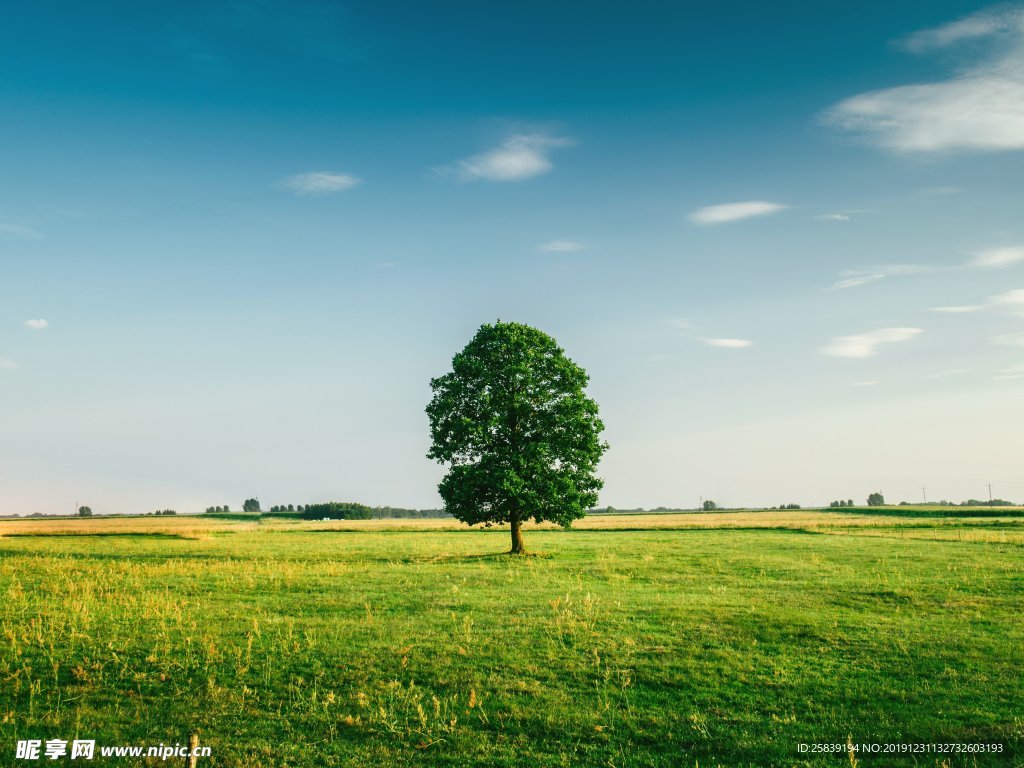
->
3;1;1023;514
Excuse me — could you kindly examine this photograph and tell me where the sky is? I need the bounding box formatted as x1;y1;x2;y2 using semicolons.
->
2;1;1023;515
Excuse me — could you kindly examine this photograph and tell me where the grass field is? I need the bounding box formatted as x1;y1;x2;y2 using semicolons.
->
1;511;1022;766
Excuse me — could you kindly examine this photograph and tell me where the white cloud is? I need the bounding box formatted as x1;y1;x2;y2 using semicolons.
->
0;223;42;239
992;331;1024;347
970;246;1024;267
702;338;753;348
537;240;583;253
689;201;786;225
989;287;1024;305
818;213;852;222
665;317;691;332
0;357;17;369
834;245;1024;290
830;264;931;290
931;305;983;313
831;272;886;290
825;6;1024;152
995;363;1024;379
283;171;361;196
902;6;1024;51
445;134;572;182
23;319;49;330
821;327;922;358
933;287;1024;316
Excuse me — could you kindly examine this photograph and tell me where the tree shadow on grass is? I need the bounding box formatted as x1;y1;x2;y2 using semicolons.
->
410;550;553;565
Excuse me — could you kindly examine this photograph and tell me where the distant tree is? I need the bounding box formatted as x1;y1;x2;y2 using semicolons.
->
867;492;885;506
243;498;261;513
702;500;717;511
78;506;92;517
426;321;607;554
296;505;304;513
287;504;295;512
302;502;373;520
847;499;854;507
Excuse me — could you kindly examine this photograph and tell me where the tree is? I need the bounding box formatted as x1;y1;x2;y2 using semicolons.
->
426;321;607;554
78;506;92;517
867;492;885;506
847;499;854;507
702;499;717;511
243;498;260;513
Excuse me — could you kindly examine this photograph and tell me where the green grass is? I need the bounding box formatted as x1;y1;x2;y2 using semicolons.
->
1;516;1022;766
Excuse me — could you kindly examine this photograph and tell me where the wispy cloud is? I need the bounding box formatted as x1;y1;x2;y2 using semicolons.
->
924;368;969;379
833;244;1024;289
283;171;361;196
0;223;42;239
830;264;932;290
850;380;880;387
702;337;753;348
993;331;1024;347
818;213;853;222
825;5;1024;152
989;288;1024;314
442;134;572;183
689;201;786;225
665;317;691;332
995;363;1024;379
830;272;887;290
821;327;922;358
969;246;1024;267
902;6;1024;51
23;319;48;330
537;240;583;253
0;357;18;369
932;287;1024;317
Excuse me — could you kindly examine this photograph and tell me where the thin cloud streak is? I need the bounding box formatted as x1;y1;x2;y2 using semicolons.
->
283;171;361;196
970;246;1024;267
0;223;42;239
537;240;584;253
992;331;1024;347
702;338;753;348
689;201;786;225
821;327;922;358
932;287;1024;317
23;319;49;330
833;244;1024;289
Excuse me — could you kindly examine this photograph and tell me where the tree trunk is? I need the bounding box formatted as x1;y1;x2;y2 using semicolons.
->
510;516;525;554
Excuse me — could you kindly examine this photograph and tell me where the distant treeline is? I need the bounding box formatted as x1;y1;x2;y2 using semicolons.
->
899;499;1016;507
202;502;450;520
298;502;450;520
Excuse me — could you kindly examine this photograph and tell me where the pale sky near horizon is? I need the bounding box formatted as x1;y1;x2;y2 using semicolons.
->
2;1;1023;515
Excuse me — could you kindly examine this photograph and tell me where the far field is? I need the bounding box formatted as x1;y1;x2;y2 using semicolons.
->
1;510;1022;766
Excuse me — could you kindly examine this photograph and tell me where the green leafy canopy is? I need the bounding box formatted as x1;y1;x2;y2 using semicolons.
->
426;321;608;528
